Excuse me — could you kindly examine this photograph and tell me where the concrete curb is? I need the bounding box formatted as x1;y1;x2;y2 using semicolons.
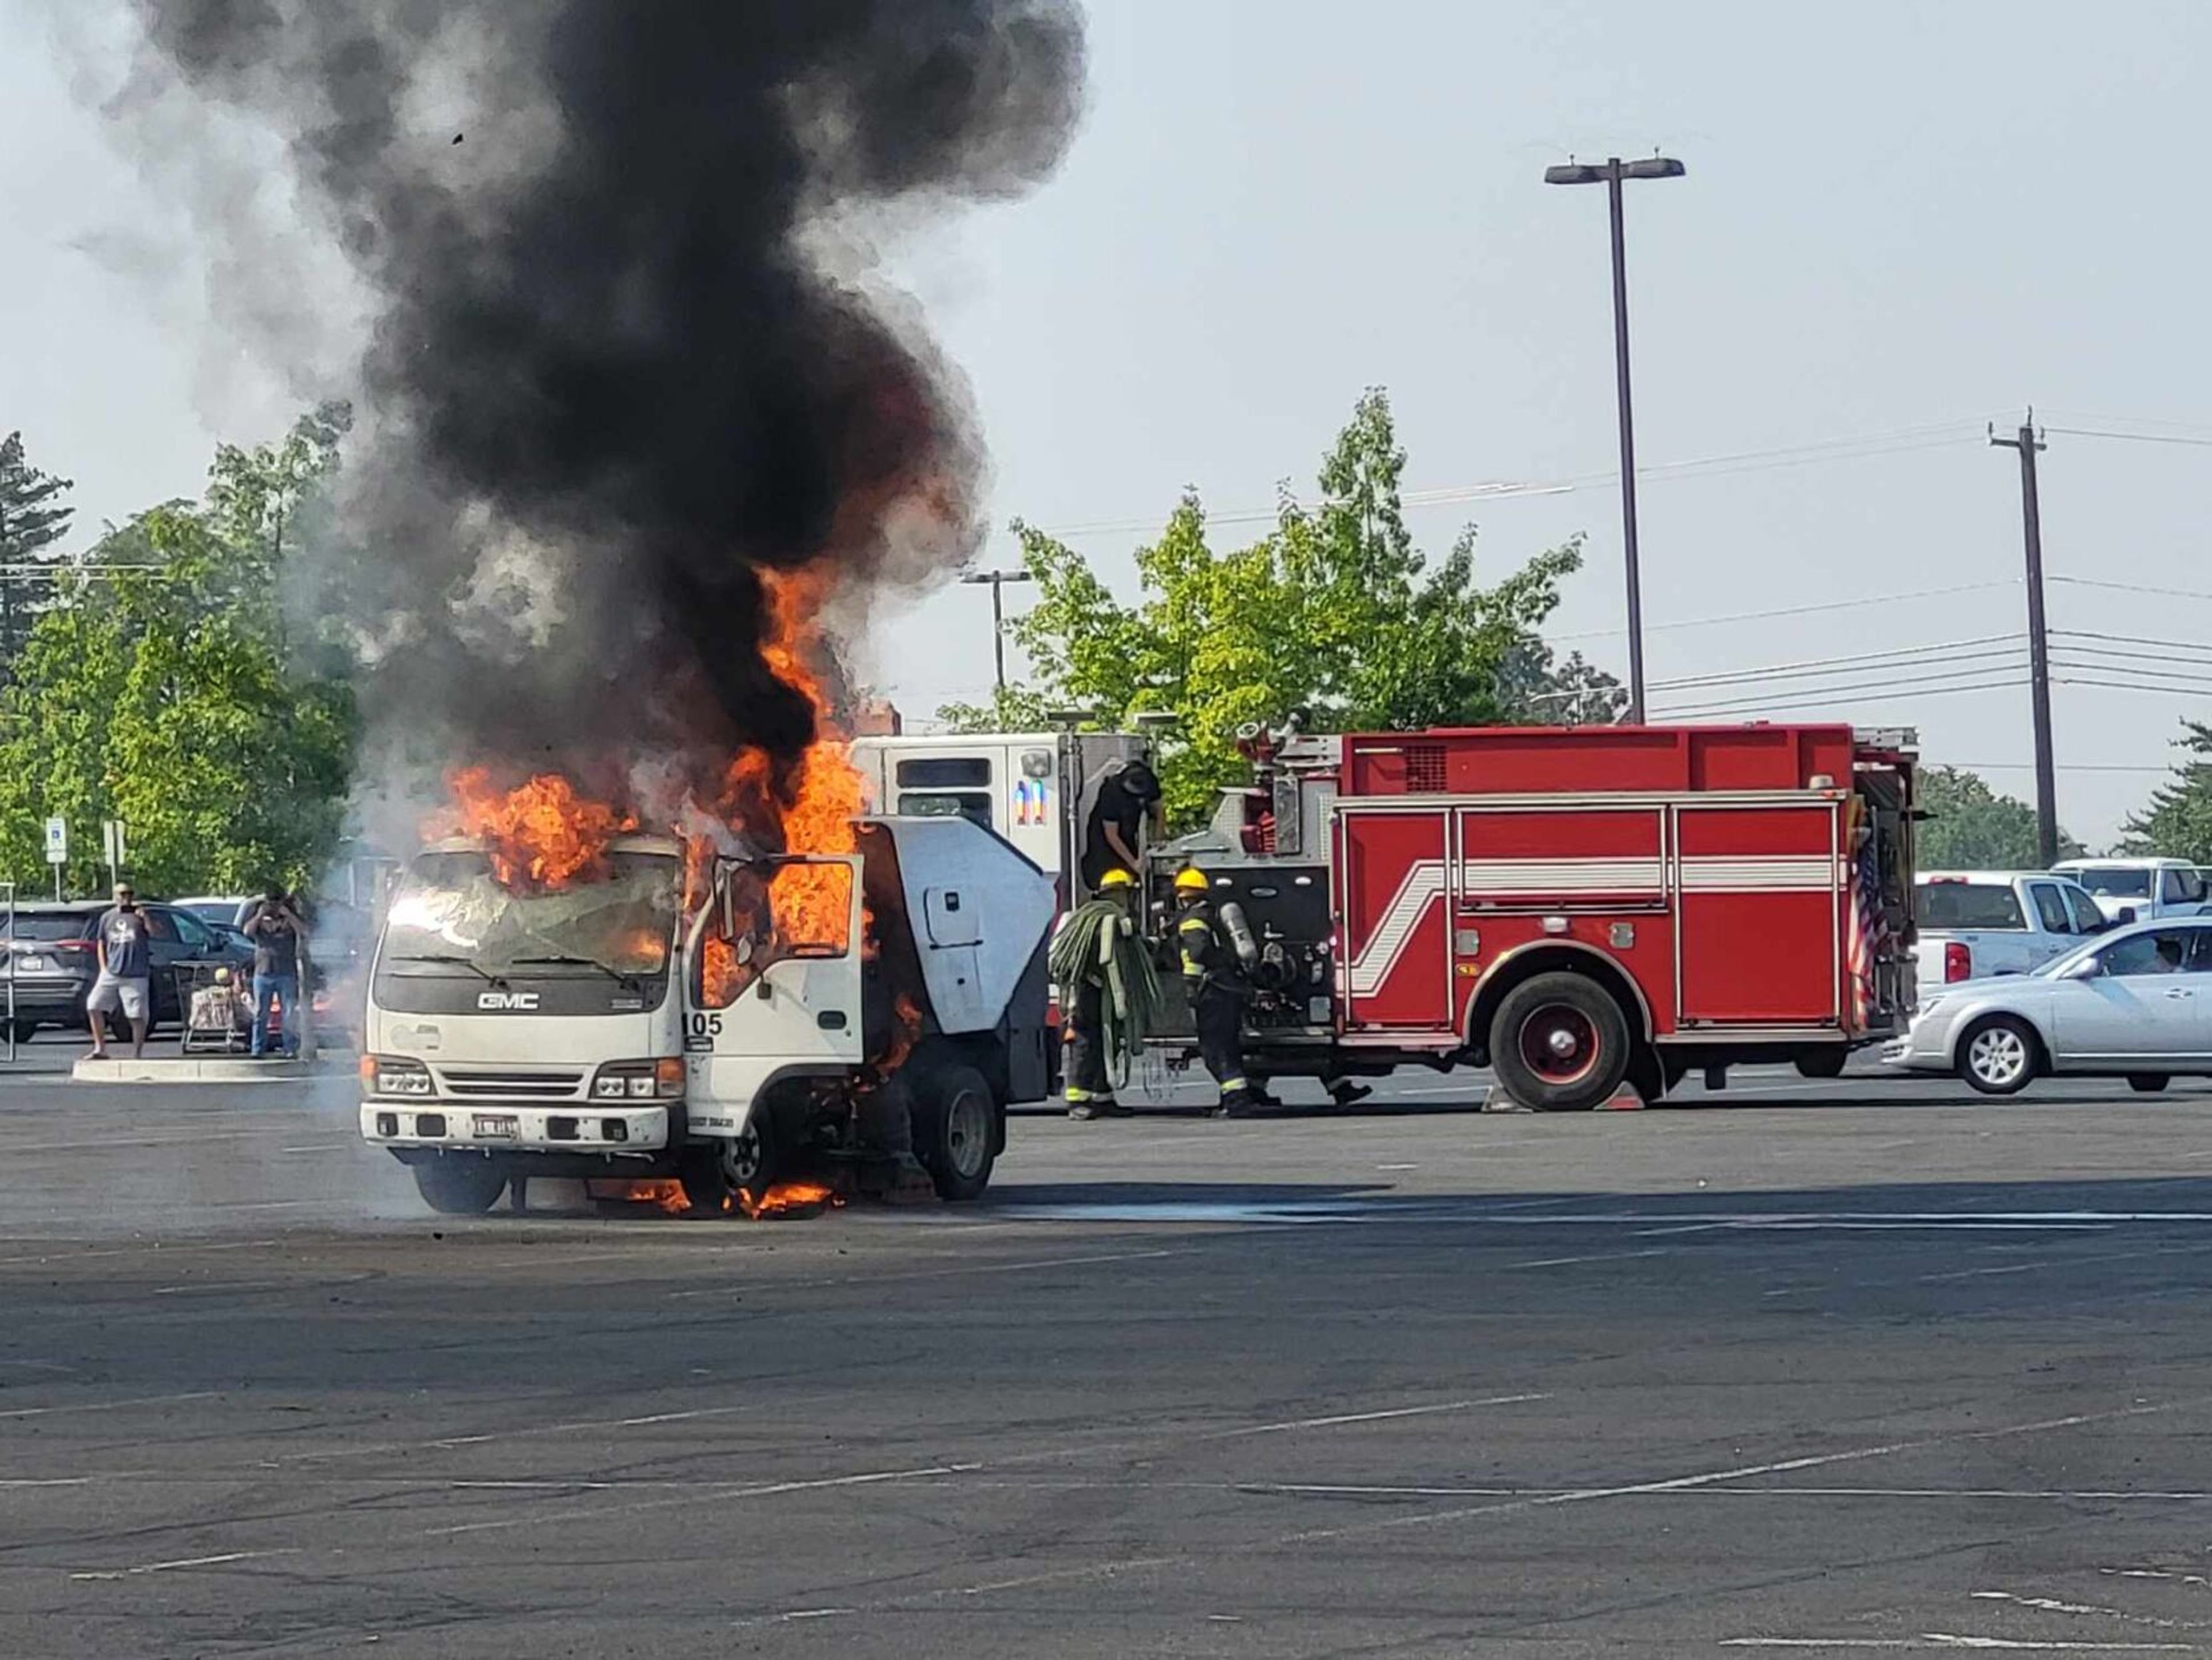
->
71;1056;350;1086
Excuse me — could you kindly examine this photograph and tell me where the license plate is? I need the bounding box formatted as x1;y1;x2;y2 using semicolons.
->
16;956;50;973
472;1114;520;1140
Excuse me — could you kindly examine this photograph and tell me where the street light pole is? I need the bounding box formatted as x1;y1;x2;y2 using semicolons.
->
961;568;1034;693
1544;154;1685;725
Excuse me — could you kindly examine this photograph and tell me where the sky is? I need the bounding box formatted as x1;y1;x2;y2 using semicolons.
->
3;1;2209;846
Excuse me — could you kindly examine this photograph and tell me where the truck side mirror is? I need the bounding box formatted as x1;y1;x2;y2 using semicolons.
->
2118;907;2138;927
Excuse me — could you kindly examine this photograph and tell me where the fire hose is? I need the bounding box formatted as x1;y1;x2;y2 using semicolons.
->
1048;899;1163;1086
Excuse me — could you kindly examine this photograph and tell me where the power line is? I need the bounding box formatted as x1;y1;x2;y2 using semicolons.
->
1654;672;2028;721
1646;636;2020;695
1551;580;2017;644
1940;760;2175;775
2054;675;2212;698
2050;575;2212;605
2041;426;2212;448
1029;421;1988;540
2050;628;2212;655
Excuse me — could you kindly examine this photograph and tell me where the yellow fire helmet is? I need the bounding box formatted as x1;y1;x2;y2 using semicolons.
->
1096;868;1136;890
1173;867;1211;894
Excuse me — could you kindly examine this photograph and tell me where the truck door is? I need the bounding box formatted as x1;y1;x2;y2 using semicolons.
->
1337;807;1453;1034
1675;804;1842;1027
681;856;864;1135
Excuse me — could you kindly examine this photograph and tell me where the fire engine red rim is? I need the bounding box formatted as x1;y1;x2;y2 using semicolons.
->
1517;1004;1600;1086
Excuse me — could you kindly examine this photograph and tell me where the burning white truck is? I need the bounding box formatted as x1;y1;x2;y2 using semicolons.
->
358;814;1056;1216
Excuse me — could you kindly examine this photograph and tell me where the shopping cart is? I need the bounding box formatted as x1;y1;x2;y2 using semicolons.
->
179;962;253;1054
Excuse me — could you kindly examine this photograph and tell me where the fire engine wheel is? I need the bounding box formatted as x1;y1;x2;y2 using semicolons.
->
412;1158;510;1216
1958;1017;2039;1096
1490;973;1633;1112
915;1063;998;1203
1794;1048;1850;1080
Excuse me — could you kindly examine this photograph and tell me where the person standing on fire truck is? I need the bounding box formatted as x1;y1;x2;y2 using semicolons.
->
1174;867;1257;1117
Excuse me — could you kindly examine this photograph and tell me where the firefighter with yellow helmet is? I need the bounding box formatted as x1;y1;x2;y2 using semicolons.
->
1173;865;1258;1117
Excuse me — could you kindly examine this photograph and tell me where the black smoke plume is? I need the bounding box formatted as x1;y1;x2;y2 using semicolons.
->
110;0;1085;818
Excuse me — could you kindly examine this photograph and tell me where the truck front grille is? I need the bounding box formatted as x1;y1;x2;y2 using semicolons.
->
435;1068;586;1100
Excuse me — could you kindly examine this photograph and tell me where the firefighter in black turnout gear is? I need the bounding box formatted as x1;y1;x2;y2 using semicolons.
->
1175;867;1259;1117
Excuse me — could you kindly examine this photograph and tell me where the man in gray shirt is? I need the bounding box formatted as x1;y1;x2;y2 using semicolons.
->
88;884;153;1060
243;886;305;1060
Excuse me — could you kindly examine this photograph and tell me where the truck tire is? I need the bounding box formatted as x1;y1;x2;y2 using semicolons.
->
1794;1049;1849;1080
1957;1016;2038;1096
412;1158;510;1215
679;1114;781;1218
915;1062;998;1202
1489;973;1632;1112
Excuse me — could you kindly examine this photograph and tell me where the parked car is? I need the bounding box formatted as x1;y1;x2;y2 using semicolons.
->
2051;858;2209;923
1;901;252;1039
1915;869;2113;987
1887;916;2212;1095
175;895;257;932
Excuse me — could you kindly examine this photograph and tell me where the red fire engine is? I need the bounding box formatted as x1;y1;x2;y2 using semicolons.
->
1150;719;1918;1108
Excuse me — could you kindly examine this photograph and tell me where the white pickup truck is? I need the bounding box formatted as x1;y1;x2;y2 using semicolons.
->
2051;857;2211;924
1915;869;2113;988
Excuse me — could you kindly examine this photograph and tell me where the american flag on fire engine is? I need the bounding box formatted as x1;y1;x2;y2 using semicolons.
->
1844;801;1889;1029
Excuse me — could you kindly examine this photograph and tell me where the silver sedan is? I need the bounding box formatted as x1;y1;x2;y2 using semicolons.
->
1887;918;2212;1095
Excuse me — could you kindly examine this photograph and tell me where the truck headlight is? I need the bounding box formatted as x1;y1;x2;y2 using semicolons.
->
591;1059;684;1101
361;1056;434;1097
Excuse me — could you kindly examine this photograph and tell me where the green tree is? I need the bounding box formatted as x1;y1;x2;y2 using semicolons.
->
0;431;76;682
935;683;1058;735
0;413;357;898
1497;638;1628;726
1915;765;2081;870
946;391;1593;825
2122;721;2212;862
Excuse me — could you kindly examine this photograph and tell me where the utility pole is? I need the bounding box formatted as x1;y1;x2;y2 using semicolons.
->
960;568;1034;693
1991;413;2059;866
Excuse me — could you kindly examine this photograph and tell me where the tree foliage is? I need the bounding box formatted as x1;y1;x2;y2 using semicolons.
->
944;391;1597;825
0;430;76;680
1914;765;2081;870
2122;721;2212;863
0;410;357;898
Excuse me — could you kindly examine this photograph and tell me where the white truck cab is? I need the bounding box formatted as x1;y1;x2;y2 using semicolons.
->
359;818;1056;1216
2051;857;2210;924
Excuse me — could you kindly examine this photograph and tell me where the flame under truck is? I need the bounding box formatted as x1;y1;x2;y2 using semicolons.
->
358;815;1056;1213
900;720;1917;1107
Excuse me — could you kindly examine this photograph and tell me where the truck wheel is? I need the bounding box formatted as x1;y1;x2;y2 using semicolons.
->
1958;1016;2038;1096
916;1063;998;1201
1490;973;1631;1112
412;1158;510;1215
2128;1074;2171;1094
679;1114;781;1217
1794;1049;1849;1080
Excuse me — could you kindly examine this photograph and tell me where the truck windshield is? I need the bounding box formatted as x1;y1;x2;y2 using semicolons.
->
383;852;681;978
2066;868;2150;899
1915;882;2025;931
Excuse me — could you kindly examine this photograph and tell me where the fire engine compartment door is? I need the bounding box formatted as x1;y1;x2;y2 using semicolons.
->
1673;803;1843;1027
1338;807;1453;1034
681;856;865;1135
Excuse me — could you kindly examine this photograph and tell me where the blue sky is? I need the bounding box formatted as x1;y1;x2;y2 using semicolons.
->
6;1;2209;844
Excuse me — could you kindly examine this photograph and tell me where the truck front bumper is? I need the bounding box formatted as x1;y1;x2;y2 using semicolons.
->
359;1100;673;1155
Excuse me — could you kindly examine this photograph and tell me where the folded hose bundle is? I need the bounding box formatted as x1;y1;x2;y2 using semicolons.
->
1049;900;1162;1084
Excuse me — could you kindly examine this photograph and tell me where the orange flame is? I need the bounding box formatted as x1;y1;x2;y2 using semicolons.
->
435;768;639;890
736;1180;842;1219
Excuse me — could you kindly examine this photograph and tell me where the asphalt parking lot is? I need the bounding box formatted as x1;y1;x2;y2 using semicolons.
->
6;1055;2212;1658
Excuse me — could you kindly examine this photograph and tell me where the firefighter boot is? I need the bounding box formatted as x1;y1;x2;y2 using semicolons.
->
1328;1080;1374;1108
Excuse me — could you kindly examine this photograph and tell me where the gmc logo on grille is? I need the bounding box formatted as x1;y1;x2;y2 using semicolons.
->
476;992;541;1012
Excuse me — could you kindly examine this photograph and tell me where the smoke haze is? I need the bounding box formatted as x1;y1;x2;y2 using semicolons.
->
99;0;1086;829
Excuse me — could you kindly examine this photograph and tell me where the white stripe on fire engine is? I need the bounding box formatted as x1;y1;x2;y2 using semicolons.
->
1347;861;1448;1000
1679;858;1833;893
1349;854;1835;1002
